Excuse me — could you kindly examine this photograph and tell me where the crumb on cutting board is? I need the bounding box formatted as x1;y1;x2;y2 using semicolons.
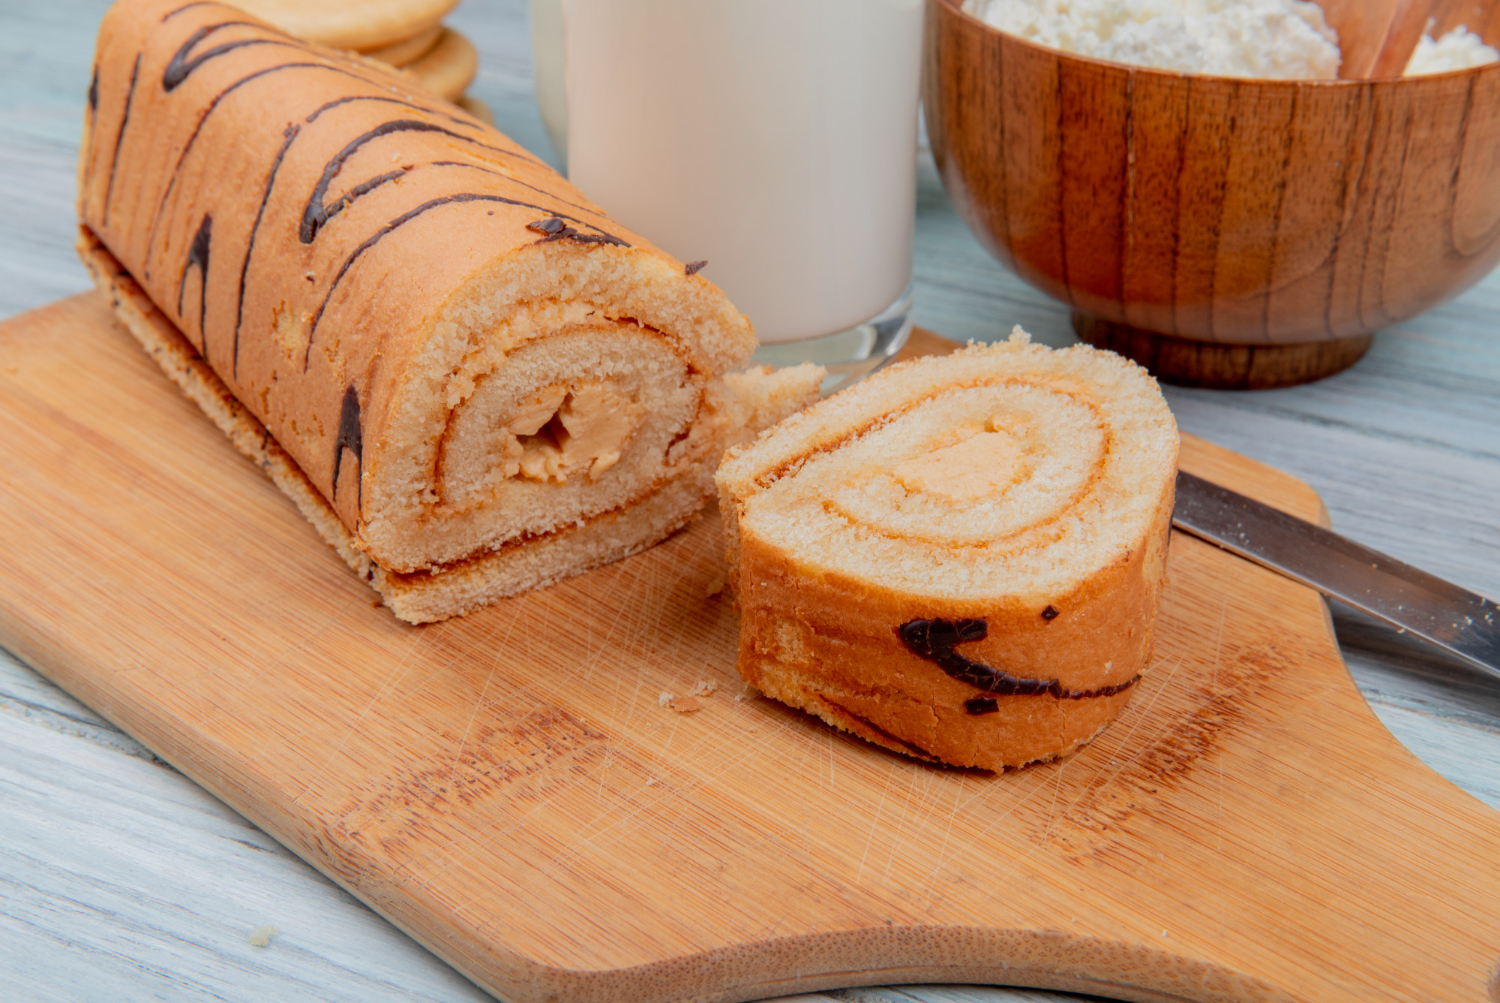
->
702;567;728;599
248;924;278;948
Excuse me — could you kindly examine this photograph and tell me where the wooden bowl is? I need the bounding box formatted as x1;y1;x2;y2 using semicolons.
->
923;0;1500;388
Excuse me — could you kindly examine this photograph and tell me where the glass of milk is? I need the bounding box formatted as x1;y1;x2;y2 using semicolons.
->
528;0;568;165
557;0;922;389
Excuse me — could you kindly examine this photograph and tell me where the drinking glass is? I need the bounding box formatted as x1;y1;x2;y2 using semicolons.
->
559;0;922;389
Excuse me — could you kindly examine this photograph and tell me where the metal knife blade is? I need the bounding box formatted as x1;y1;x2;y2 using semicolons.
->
1172;470;1500;680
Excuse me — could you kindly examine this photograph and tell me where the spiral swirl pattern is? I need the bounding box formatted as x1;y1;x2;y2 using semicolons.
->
717;331;1178;769
78;0;782;620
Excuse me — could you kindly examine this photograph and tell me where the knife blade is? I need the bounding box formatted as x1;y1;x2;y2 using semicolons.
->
1171;470;1500;680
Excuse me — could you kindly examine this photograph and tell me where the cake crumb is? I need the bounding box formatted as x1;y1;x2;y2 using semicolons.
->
690;680;717;697
657;691;674;707
702;567;728;599
248;925;277;948
670;696;701;713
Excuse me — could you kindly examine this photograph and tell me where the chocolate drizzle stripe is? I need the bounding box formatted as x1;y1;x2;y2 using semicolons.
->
303;96;548;171
898;618;1141;701
101;53;141;225
526;216;627;246
304;167;408;243
233;122;300;378
307;158;611;247
301;120;457;242
147;60;563;277
300;122;583;243
332;383;363;509
162;22;288;91
306;93;479;129
304;193;631;370
81;63;101;198
177;214;213;354
308;104;546;170
427;161;600;218
143;61;408;279
162;1;222;22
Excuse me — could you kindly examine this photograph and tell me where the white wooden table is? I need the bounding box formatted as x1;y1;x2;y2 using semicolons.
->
3;2;1498;1001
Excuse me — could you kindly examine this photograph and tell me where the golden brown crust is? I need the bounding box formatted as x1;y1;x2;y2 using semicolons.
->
733;491;1172;770
80;0;754;555
80;227;719;623
78;0;769;619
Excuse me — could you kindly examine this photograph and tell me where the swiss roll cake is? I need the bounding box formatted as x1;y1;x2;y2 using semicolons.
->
78;0;818;622
716;330;1179;770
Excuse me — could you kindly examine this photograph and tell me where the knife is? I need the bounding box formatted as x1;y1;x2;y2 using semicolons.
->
1172;470;1500;681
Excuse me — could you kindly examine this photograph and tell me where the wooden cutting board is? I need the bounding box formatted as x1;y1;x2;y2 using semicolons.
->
2;292;1499;1003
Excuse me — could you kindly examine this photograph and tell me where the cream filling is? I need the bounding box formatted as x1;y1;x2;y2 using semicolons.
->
382;323;702;570
810;382;1108;549
502;382;644;484
892;421;1028;503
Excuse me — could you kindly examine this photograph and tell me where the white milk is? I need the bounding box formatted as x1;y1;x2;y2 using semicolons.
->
563;0;922;344
528;0;568;162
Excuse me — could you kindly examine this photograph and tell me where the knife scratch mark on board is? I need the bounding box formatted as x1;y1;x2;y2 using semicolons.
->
439;598;530;792
423;700;787;896
1037;757;1075;849
289;624;438;805
1037;654;1190;836
189;600;355;732
915;777;970;914
1213;598;1228;862
855;773;894;885
486;710;836;897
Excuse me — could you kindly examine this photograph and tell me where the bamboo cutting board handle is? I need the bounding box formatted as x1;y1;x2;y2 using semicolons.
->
0;294;1498;1002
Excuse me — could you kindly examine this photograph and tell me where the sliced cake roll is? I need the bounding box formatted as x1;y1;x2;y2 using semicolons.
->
79;0;819;622
716;330;1179;770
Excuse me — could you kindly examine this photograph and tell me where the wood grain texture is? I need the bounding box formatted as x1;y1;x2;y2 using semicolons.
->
922;0;1500;386
1072;315;1374;390
1344;0;1500;79
3;293;1500;1003
1321;0;1409;78
2;2;1499;1000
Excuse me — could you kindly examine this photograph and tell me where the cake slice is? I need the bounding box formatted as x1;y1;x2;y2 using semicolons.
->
715;329;1179;770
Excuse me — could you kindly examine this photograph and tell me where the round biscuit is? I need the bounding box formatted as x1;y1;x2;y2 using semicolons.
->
406;28;479;103
232;0;458;51
362;24;443;67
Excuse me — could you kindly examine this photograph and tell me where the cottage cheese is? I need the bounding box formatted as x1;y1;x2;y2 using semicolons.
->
964;0;1341;78
1406;26;1500;76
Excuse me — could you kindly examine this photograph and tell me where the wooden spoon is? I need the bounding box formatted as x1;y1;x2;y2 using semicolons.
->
1321;0;1500;78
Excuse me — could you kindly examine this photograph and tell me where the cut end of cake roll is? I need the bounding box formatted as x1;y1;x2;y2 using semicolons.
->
80;227;823;622
715;328;1180;771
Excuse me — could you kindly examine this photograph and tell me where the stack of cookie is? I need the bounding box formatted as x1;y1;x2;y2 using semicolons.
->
231;0;489;120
